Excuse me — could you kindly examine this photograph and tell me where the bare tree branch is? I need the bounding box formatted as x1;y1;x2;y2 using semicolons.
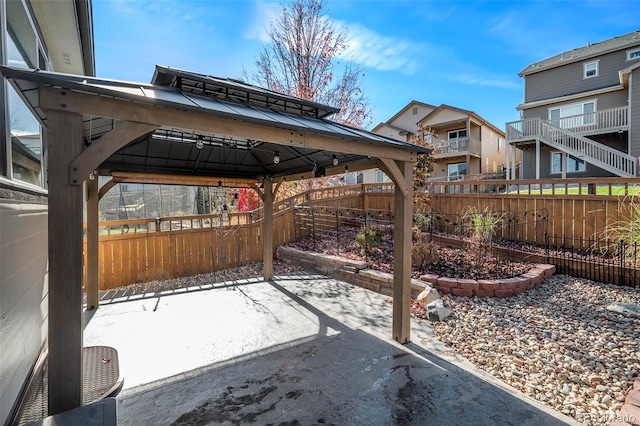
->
248;0;372;128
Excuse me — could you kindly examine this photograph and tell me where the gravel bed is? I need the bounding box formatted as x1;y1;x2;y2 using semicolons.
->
430;274;640;426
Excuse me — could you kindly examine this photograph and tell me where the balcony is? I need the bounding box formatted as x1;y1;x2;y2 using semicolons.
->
430;136;481;158
506;106;629;143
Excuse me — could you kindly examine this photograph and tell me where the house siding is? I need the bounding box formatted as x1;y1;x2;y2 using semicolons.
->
521;147;618;179
374;124;407;142
422;109;468;128
480;128;506;174
388;103;436;133
524;48;633;103
522;89;628;120
631;69;640;158
0;199;48;425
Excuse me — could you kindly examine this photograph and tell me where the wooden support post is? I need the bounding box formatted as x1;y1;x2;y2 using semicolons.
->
535;139;540;180
86;175;99;309
392;160;413;343
263;179;274;280
46;109;84;415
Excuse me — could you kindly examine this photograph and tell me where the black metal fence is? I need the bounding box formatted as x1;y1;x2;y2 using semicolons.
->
291;206;640;288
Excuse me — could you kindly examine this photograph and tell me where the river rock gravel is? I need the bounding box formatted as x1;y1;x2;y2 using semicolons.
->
430;274;640;426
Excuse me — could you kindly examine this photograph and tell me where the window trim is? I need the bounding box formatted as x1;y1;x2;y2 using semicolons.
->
550;151;586;175
548;99;597;128
447;162;467;177
2;0;50;187
627;48;640;61
583;60;599;79
447;128;467;140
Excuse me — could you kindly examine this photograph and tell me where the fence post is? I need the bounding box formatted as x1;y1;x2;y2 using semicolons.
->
335;209;339;254
619;240;624;286
544;232;549;264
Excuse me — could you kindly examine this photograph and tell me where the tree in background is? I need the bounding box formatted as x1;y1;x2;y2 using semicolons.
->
248;0;371;128
412;126;435;215
237;188;262;212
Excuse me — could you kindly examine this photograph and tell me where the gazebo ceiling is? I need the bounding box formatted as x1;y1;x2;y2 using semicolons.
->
1;65;429;184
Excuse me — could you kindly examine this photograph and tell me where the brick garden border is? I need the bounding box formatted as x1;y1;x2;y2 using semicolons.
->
276;246;554;299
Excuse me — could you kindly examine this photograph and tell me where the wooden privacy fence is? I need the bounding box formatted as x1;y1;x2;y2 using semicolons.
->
86;179;640;289
85;184;394;289
430;177;640;247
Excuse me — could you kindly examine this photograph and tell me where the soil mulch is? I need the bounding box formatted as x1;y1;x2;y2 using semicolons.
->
287;227;536;280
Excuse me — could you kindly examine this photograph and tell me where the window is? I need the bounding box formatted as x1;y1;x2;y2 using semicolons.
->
551;152;585;174
375;169;390;183
411;107;418;115
447;163;467;178
498;138;503;153
448;129;467;140
627;48;640;61
549;100;596;129
3;1;48;187
584;61;598;78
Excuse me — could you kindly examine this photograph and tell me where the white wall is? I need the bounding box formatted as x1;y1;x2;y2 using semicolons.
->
0;199;48;425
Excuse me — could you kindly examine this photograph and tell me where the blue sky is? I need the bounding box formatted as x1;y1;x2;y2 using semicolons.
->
93;0;640;131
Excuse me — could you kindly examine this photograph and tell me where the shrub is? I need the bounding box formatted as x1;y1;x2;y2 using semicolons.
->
600;193;640;265
355;225;384;254
412;240;440;270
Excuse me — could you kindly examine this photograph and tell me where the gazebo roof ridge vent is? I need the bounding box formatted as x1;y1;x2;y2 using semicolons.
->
151;65;340;120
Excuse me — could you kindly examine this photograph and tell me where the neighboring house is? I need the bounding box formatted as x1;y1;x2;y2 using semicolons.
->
369;100;507;183
0;1;94;424
506;30;640;179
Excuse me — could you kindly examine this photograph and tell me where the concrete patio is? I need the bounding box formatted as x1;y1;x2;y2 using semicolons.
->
83;273;580;425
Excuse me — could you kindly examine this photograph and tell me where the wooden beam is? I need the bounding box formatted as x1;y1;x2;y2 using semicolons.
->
380;158;409;197
86;176;99;309
46;109;84;414
69;122;158;185
109;171;258;188
392;160;413;343
274;159;384;183
98;178;116;200
262;179;274;280
40;87;418;162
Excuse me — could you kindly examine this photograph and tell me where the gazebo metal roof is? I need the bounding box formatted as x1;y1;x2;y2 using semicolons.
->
2;65;428;184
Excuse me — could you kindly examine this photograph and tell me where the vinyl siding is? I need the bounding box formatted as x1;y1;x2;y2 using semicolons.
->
520;147;618;179
373;124;407;142
524;48;636;103
480;128;507;174
522;90;628;120
0;199;48;425
388;104;436;132
630;69;640;159
421;109;467;127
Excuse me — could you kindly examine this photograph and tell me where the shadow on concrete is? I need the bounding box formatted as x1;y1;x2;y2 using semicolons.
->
112;275;576;426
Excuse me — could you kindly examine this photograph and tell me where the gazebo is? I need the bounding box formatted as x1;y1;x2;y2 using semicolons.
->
1;64;429;416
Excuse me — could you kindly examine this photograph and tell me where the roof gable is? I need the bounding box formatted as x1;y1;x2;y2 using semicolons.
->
385;100;437;129
418;104;471;127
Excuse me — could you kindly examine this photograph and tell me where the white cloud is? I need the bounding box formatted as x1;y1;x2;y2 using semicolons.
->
451;73;520;89
339;22;424;74
244;0;276;42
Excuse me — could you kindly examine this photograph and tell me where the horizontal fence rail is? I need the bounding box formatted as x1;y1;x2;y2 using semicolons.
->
87;179;640;289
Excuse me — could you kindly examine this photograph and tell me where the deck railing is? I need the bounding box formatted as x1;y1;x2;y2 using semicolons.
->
430;136;481;157
540;121;636;177
506;106;629;142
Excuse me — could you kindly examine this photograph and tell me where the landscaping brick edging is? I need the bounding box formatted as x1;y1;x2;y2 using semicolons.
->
276;246;554;299
610;377;640;426
276;246;432;299
420;264;555;298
